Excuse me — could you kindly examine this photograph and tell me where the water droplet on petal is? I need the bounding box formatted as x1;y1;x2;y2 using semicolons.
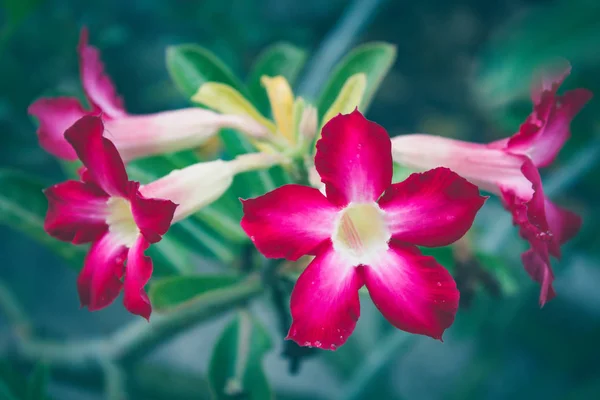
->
314;340;322;348
330;344;337;350
437;281;442;287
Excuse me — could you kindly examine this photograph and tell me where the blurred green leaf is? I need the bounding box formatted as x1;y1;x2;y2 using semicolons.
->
26;363;49;400
209;311;273;400
147;235;194;276
149;274;242;312
475;250;522;296
421;246;456;273
166;44;248;99
320;73;367;129
474;0;600;112
0;360;27;399
317;42;396;119
1;0;44;27
246;42;308;115
0;169;85;268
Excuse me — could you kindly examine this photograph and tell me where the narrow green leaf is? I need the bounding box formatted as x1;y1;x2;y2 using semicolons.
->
149;274;243;312
209;311;273;400
0;169;85;268
317;42;396;118
166;44;248;99
26;363;49;400
147;235;194;276
246;42;308;115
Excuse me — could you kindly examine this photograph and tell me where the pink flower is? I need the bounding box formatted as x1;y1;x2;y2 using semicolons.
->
391;61;592;306
241;110;486;349
28;28;267;162
44;115;177;319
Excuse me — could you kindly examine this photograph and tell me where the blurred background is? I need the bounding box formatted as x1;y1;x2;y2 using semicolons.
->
1;0;600;399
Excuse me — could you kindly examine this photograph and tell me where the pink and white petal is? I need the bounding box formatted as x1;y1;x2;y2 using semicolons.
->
241;184;338;261
363;242;459;340
522;249;556;306
544;199;582;258
378;167;486;247
506;88;592;168
123;236;153;320
77;233;127;311
530;59;571;105
391;134;533;199
106;108;269;162
315;109;392;206
44;180;109;244
28;97;88;160
64;115;130;197
130;189;177;244
78;28;126;118
287;245;363;350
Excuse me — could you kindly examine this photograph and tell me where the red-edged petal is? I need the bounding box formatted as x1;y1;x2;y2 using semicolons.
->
130;187;177;244
507;88;592;168
315;109;392;206
241;184;338;261
77;233;127;311
522;249;556;306
286;244;363;350
362;241;459;340
78;27;127;118
44;180;108;244
123;236;153;320
378;167;486;247
64;115;130;197
28;97;88;160
545;199;582;250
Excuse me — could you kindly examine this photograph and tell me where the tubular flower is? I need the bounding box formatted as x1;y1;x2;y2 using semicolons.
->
28;28;267;162
391;61;592;306
241;110;486;349
45;116;282;319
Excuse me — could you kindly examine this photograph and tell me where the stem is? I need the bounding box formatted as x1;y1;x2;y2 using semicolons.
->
339;332;415;400
110;276;264;363
297;0;389;99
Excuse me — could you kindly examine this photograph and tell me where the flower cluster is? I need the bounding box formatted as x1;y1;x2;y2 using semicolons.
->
391;61;591;305
31;27;590;348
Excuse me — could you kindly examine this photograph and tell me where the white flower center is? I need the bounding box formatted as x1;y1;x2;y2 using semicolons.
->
332;202;390;265
105;197;139;248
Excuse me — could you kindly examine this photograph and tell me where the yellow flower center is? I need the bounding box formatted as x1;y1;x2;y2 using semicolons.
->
332;202;390;264
105;197;139;248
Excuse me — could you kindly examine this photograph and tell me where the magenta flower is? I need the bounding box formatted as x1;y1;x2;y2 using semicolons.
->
28;28;266;162
44;115;177;319
392;61;592;305
241;110;486;349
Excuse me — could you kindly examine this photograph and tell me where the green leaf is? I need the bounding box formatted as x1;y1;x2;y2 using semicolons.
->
320;73;367;128
166;44;248;100
0;381;18;400
246;42;308;115
147;235;194;276
149;274;243;312
317;42;396;118
26;363;49;400
474;0;600;112
421;246;456;273
209;311;273;400
0;169;85;268
0;360;27;399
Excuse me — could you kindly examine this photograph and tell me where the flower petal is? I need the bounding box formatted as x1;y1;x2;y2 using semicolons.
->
44;180;108;244
544;199;582;250
286;244;363;350
241;184;338;261
130;187;177;244
530;59;571;105
522;249;556;306
78;28;127;118
64;115;130;197
77;233;127;311
506;88;592;168
315;109;392;206
391;134;533;199
378;167;486;247
105;108;269;162
28;97;88;160
123;236;153;320
362;242;459;340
